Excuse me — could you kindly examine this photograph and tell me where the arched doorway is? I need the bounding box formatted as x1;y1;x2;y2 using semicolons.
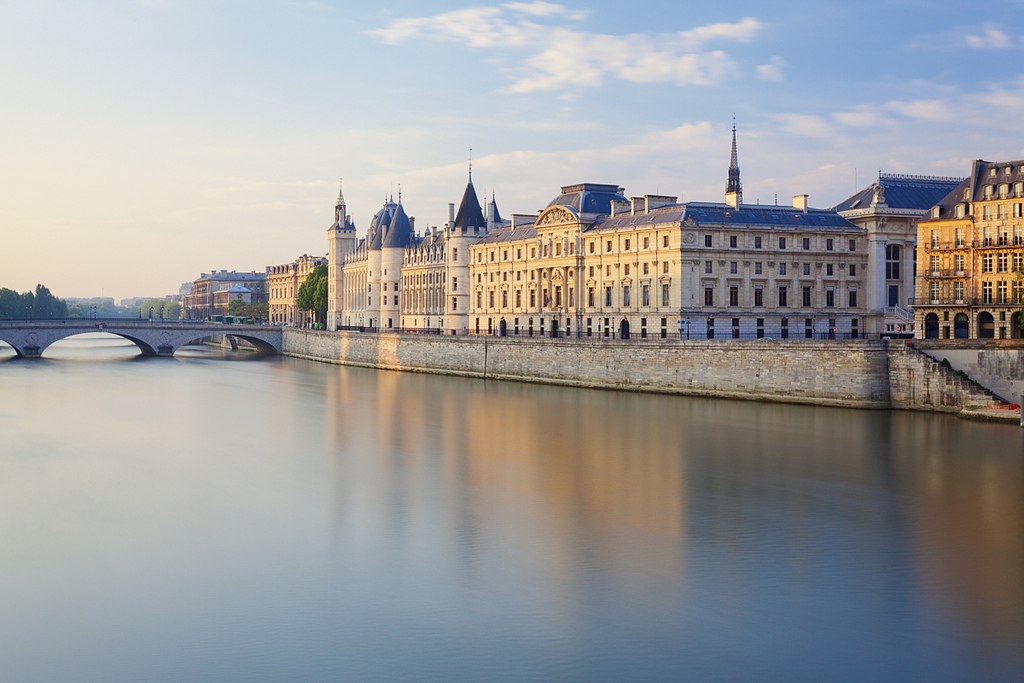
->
499;318;507;337
620;319;630;339
954;313;969;339
924;313;939;339
978;312;995;339
1013;312;1023;339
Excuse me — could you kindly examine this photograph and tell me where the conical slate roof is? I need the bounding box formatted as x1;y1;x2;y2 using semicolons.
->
490;194;503;224
453;178;485;230
382;202;414;249
366;198;397;251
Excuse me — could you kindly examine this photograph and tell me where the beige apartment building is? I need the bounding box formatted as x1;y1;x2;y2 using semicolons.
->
267;253;326;326
915;159;1024;339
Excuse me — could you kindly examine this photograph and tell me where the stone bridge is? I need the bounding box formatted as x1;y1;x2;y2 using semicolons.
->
0;320;282;358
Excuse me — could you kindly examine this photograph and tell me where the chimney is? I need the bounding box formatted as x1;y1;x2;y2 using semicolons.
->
793;194;808;212
449;202;455;226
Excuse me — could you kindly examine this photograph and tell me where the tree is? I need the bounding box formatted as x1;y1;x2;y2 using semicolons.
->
135;298;179;320
296;264;327;326
0;284;67;319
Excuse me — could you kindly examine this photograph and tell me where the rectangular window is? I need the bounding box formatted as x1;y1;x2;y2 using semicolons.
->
729;286;739;307
778;286;788;307
624;239;631;251
781;317;789;339
704;286;714;306
489;291;494;308
588;287;594;307
605;287;612;306
555;286;562;306
502;291;508;308
662;284;669;306
779;237;787;250
779;263;787;275
452;277;457;292
983;282;993;304
707;318;715;339
607;240;612;252
730;261;738;274
664;235;669;248
803;238;810;250
705;261;712;274
663;261;669;274
730;235;738;248
516;291;521;308
826;238;833;251
826;287;834;308
848;288;857;307
983;254;993;273
452;248;458;260
642;285;649;306
530;290;536;307
826;264;833;276
755;262;762;275
803;263;811;276
452;297;457;311
803;286;812;307
805;318;813;339
849;239;856;251
954;281;964;302
756;318;764;338
755;236;762;249
732;318;740;339
661;317;667;338
622;286;630;306
754;286;763;307
704;234;712;247
624;264;630;276
643;237;649;249
849;264;856;277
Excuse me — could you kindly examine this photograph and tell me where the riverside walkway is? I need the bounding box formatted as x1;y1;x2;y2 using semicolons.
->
0;320;282;358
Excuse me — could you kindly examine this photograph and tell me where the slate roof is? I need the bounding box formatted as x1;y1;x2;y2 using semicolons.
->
832;174;963;213
382;203;414;249
476;224;539;244
453;179;486;230
589;202;857;232
366;199;397;251
546;182;627;214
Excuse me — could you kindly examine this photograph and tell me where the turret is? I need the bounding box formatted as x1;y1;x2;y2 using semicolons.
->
445;169;487;334
725;118;742;208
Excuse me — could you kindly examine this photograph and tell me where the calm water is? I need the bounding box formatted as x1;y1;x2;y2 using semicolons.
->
0;334;1022;682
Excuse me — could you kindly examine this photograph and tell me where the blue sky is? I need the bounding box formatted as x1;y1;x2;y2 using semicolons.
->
2;0;1024;300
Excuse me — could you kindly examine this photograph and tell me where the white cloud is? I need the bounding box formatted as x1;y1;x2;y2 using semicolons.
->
775;113;835;138
965;28;1012;49
755;56;785;82
884;98;955;121
370;5;765;93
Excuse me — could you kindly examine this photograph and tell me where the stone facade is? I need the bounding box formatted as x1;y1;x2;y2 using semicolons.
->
915;158;1024;340
267;253;326;326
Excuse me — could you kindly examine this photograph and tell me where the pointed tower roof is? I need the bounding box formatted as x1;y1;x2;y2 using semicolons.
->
332;178;355;230
726;118;741;198
453;173;486;230
490;192;503;225
382;201;415;249
367;197;397;251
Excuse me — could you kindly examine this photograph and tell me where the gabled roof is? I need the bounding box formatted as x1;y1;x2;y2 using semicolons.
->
833;174;963;213
454;178;486;230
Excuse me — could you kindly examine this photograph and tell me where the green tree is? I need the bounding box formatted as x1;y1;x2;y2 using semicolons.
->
135;298;179;320
296;264;327;326
0;284;68;319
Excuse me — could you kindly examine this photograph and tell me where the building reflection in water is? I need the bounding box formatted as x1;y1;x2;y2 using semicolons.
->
320;362;1023;665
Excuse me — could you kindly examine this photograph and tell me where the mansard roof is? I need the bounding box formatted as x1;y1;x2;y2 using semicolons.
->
476;224;538;244
587;202;857;232
546;182;627;214
453;179;486;229
833;173;964;213
382;203;414;249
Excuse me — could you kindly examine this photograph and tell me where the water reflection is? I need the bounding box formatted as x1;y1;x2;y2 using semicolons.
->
0;336;1021;681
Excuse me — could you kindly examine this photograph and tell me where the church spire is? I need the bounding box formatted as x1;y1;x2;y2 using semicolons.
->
335;178;347;225
725;117;742;208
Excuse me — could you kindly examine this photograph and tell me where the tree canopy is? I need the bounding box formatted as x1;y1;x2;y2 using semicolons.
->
0;285;68;319
227;298;268;322
296;264;328;324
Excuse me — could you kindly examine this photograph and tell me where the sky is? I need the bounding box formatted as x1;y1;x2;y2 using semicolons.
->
3;0;1024;301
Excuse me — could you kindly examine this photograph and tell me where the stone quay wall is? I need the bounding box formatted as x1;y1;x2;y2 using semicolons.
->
284;330;901;409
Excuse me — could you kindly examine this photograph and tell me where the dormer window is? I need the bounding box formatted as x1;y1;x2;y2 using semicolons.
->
1005;166;1013;174
955;204;965;218
984;185;994;199
999;184;1010;199
931;206;941;219
989;167;997;177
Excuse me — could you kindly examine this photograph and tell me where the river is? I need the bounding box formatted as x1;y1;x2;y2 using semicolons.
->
0;334;1021;682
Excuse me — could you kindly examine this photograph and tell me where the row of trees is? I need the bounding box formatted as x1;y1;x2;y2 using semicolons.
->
132;298;182;320
296;264;328;326
227;299;269;321
0;285;68;319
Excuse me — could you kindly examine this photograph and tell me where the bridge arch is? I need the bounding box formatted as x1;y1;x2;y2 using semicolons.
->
0;322;282;359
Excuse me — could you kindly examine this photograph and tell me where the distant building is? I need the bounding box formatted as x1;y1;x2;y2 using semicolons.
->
834;173;963;337
267;253;326;326
185;270;267;320
915;159;1024;339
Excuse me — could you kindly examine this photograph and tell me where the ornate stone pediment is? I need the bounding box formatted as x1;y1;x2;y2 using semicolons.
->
537;206;579;227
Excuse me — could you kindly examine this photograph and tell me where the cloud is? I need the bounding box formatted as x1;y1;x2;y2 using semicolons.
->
755;56;785;82
775;113;835;138
370;5;765;93
965;28;1012;49
884;98;955;121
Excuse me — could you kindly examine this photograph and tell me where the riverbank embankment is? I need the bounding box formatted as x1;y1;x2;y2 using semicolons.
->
282;329;1017;421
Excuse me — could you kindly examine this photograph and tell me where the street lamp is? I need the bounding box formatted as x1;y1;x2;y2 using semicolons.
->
149;306;153;321
25;304;31;321
159;306;164;321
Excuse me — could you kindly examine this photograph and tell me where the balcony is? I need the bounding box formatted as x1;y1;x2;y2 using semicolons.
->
921;269;971;278
918;298;977;306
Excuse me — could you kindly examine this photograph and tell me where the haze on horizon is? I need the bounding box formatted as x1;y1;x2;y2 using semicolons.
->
2;0;1023;302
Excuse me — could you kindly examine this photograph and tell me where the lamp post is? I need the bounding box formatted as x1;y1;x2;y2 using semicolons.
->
159;306;164;321
25;304;31;321
149;306;153;321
